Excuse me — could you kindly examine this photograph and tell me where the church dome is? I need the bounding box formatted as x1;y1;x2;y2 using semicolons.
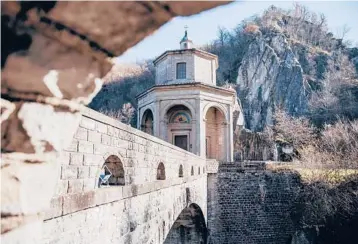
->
180;30;190;43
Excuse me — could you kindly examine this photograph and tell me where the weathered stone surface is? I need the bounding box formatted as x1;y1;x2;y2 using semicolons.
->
54;180;68;196
2;220;43;244
235;128;275;161
68;179;84;193
80;117;96;130
83;154;103;166
46;1;231;56
62;191;96;215
1;101;81;154
78;166;90;179
78;141;93;154
61;166;78;180
207;163;302;244
237;34;309;131
1;154;58;234
88;131;101;143
69;152;83;165
2;41;105;103
45;197;63;220
74;127;88;141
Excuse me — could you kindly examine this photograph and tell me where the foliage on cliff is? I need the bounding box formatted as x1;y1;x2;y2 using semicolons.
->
205;4;358;131
267;110;358;242
89;62;155;126
268;110;358;168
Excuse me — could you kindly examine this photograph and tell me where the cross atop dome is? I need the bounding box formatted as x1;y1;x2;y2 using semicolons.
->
180;25;193;49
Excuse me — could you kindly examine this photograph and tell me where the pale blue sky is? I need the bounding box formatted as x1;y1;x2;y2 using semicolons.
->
116;1;358;64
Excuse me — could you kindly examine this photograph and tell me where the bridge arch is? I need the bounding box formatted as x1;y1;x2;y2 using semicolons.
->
164;203;207;244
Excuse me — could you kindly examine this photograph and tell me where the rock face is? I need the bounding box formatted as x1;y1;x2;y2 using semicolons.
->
234;128;274;161
236;33;309;131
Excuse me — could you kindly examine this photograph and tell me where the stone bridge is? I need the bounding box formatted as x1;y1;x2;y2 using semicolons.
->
42;108;208;244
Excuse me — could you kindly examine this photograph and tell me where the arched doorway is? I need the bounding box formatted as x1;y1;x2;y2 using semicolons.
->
141;109;154;135
164;203;207;244
205;107;226;161
166;105;192;152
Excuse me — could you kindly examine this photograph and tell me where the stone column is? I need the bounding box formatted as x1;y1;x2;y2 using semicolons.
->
201;118;208;159
137;107;142;130
221;121;230;162
154;100;161;137
191;119;197;155
160;118;169;141
198;100;206;158
228;105;234;162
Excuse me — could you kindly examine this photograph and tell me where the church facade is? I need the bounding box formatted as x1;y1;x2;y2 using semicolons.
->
137;30;239;162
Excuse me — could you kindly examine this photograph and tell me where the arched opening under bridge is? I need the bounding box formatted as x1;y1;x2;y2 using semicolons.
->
164;203;207;244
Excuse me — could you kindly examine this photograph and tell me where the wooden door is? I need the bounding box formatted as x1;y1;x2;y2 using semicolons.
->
174;135;188;151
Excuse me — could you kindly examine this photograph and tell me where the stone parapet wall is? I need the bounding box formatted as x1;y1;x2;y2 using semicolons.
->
52;107;206;196
42;108;207;244
206;159;219;173
207;163;301;244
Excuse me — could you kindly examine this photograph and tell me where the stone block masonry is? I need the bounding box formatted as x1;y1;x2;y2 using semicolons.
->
207;163;302;244
41;108;303;244
42;108;207;244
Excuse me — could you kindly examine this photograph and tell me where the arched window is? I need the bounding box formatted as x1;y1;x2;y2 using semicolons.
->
179;165;184;178
191;166;194;176
203;167;205;174
198;167;200;175
157;162;166;180
141;109;154;135
99;155;125;187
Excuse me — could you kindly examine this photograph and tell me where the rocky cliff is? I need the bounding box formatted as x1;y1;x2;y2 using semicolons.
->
205;5;358;132
236;33;309;131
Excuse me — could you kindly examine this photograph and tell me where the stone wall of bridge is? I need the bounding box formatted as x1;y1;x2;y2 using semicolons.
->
42;108;207;244
207;163;302;244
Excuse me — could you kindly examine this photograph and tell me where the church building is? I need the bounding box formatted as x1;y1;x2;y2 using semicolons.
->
137;29;239;162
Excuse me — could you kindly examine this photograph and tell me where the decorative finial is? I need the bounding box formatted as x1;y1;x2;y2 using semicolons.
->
184;25;188;35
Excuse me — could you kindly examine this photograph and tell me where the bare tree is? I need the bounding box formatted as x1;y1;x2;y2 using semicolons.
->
335;24;351;41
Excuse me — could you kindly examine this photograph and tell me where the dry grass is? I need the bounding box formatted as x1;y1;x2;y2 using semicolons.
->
266;112;358;228
267;162;358;185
